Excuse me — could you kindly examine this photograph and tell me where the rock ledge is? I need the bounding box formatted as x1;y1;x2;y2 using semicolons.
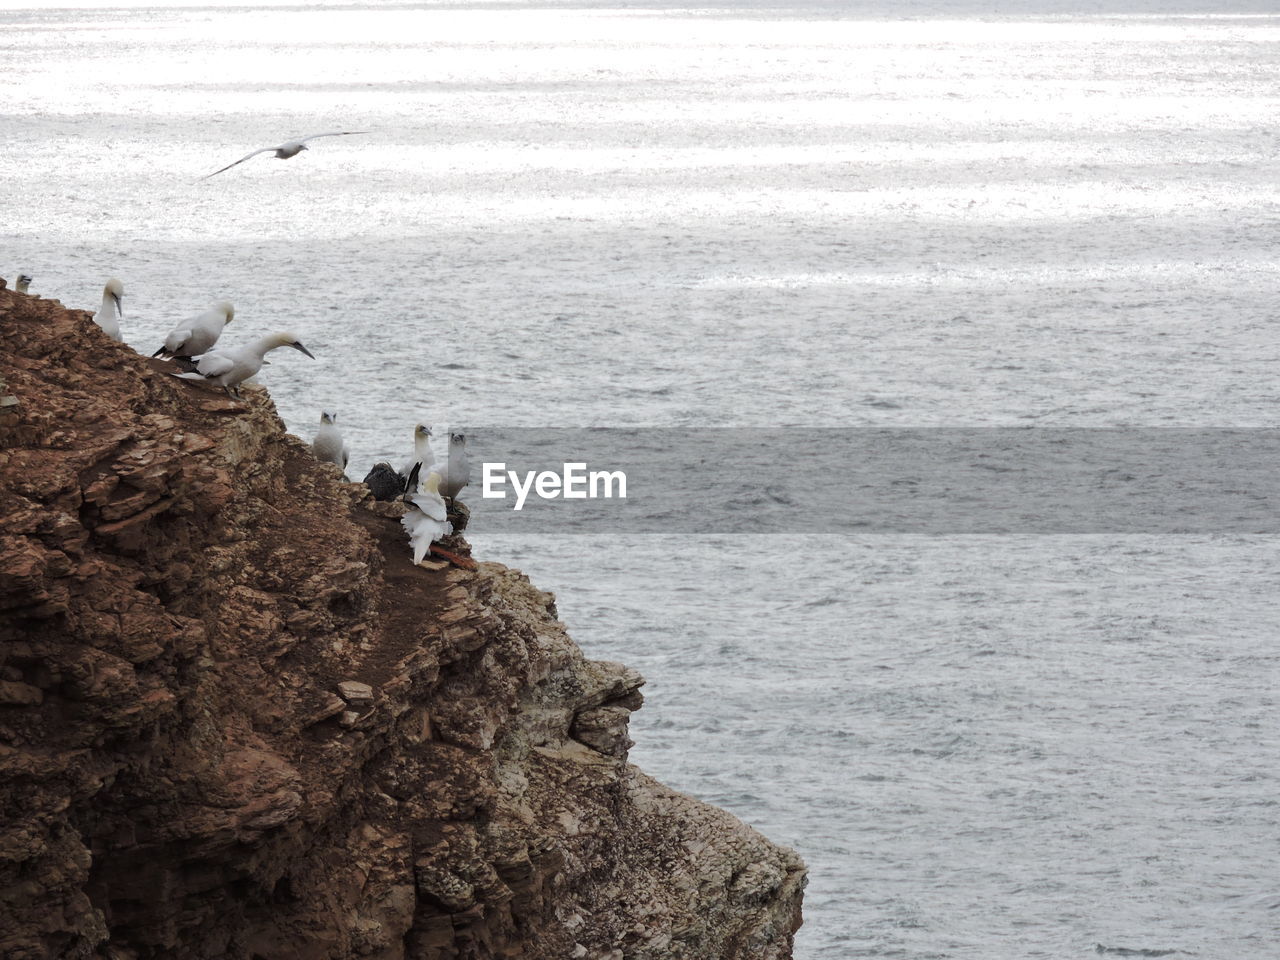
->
0;286;805;959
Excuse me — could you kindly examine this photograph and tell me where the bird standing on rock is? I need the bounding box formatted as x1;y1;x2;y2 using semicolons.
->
312;411;349;472
441;432;470;501
173;331;315;399
399;423;434;488
200;131;369;180
365;423;436;501
15;274;32;294
93;278;124;341
154;301;235;363
401;463;452;565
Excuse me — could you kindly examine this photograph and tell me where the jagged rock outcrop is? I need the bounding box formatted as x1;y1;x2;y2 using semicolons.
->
0;286;805;960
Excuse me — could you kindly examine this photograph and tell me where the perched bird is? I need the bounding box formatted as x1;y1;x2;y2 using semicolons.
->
15;274;32;294
174;331;315;399
153;301;235;362
399;423;434;487
363;462;405;501
401;463;452;565
200;131;369;180
312;411;349;471
441;432;470;500
93;278;125;341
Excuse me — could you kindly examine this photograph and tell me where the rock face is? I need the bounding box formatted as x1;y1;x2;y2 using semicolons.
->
0;287;805;959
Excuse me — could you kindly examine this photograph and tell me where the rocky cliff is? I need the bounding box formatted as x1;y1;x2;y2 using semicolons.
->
0;287;805;960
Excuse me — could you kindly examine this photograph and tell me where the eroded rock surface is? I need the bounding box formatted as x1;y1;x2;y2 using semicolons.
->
0;287;805;959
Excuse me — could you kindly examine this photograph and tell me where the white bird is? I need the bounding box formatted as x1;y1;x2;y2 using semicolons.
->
174;331;315;398
93;278;124;341
153;301;234;361
312;411;349;471
399;423;435;487
200;131;369;180
440;432;470;500
15;274;32;294
401;464;452;565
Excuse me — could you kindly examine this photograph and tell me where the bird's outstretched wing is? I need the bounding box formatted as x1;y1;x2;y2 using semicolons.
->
192;352;235;377
199;145;278;180
405;491;449;523
297;131;369;143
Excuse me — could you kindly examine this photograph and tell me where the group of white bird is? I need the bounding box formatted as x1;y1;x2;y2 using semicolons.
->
84;132;371;395
398;425;469;565
16;128;466;567
85;277;316;399
100;276;466;565
313;419;470;566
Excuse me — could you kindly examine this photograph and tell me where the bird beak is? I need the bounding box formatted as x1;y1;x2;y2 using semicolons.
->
112;293;123;316
293;342;316;359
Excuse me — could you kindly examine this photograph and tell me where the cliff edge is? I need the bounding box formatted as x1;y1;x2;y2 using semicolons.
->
0;287;805;960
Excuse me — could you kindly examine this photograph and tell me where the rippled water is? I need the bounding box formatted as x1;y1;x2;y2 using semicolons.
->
4;3;1279;957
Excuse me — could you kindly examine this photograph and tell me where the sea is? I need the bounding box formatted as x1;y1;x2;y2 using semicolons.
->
3;2;1279;957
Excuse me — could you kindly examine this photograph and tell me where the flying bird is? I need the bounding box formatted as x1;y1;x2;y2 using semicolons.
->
173;331;315;399
401;463;452;566
199;131;369;180
312;411;350;472
153;301;234;362
15;274;32;294
93;278;125;341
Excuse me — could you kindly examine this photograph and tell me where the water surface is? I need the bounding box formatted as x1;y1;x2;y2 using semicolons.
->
3;3;1278;957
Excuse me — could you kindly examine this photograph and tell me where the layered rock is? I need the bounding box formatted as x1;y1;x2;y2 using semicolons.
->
0;286;805;959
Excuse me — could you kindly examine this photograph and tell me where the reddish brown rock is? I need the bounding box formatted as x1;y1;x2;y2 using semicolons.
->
0;287;805;959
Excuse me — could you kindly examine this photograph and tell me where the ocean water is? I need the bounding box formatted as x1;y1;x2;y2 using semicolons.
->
3;2;1279;957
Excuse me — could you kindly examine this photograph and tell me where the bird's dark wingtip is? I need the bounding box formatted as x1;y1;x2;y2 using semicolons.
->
403;461;423;500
